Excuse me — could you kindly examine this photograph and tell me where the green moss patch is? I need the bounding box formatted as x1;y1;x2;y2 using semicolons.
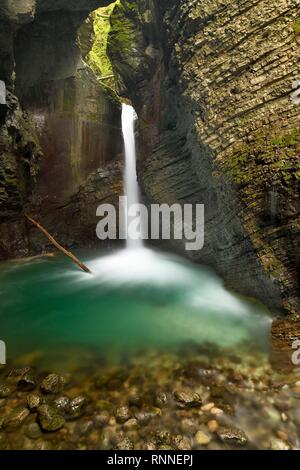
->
222;128;300;190
293;18;300;35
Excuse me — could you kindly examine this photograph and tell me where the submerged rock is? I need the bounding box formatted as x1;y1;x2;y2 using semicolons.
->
3;407;30;431
0;383;12;398
172;435;192;450
27;393;42;410
115;405;131;424
269;438;291;451
154;430;171;445
114;437;134;451
38;404;65;432
195;430;211;446
66;396;87;420
25;422;43;440
7;367;31;379
174;390;202;408
40;374;65;394
93;411;110;429
54;396;70;412
18;373;36;391
155;391;168;407
207;420;219;433
216;426;248;447
0;433;9;450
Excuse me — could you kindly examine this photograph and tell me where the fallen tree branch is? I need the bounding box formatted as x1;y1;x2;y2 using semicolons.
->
25;215;92;274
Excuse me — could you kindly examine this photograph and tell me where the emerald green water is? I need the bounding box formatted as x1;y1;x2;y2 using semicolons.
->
0;247;271;363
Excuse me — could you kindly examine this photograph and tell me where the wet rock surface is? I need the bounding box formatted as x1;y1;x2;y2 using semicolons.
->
38;405;65;432
108;0;300;315
0;346;300;450
40;374;64;394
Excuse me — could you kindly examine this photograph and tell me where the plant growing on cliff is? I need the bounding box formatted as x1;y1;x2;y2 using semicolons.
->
222;128;300;189
293;18;300;35
86;3;118;89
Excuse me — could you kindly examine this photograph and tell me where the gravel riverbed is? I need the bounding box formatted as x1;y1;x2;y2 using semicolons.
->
0;346;299;450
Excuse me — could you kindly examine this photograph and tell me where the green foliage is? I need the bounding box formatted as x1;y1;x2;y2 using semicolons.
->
223;128;300;188
86;3;118;88
293;18;300;35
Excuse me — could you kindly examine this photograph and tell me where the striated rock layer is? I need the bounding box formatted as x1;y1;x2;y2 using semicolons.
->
108;0;300;314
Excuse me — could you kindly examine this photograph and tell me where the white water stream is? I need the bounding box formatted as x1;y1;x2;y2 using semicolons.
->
121;103;143;248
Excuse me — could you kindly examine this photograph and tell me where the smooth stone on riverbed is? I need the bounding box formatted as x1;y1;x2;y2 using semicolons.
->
115;406;131;423
154;430;171;445
93;411;110;428
216;426;248;446
54;396;70;412
27;393;42;410
114;437;134;450
124;418;138;430
7;367;31;379
25;422;42;440
172;435;192;450
155;391;168;407
0;383;12;398
66;396;87;420
40;374;65;394
0;433;9;450
18;373;36;392
269;438;291;450
38;404;65;431
195;430;211;446
207;420;219;432
3;407;30;431
174;390;202;408
74;420;93;437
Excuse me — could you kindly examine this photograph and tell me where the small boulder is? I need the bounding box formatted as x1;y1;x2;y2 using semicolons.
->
25;422;42;440
66;396;87;420
40;374;64;394
115;405;131;424
18;373;36;392
195;430;211;446
27;393;42;410
38;404;65;432
174;390;202;408
0;383;12;398
114;437;134;450
216;426;248;447
3;407;30;432
53;396;70;412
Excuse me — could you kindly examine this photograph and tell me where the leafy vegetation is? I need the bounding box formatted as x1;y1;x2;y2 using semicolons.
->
293;18;300;35
86;3;118;89
222;128;300;188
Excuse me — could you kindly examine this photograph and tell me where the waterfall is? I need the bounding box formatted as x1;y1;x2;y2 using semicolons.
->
121;103;143;248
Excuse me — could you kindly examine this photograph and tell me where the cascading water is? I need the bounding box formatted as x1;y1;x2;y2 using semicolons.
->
0;104;272;360
121;103;143;248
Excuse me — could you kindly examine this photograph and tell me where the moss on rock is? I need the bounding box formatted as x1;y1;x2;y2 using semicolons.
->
86;4;117;87
293;18;300;35
108;0;149;92
222;128;300;191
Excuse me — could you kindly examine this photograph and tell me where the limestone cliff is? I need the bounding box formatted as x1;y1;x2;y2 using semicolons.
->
108;0;300;314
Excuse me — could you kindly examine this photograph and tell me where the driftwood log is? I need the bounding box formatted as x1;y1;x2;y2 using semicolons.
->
25;215;92;274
